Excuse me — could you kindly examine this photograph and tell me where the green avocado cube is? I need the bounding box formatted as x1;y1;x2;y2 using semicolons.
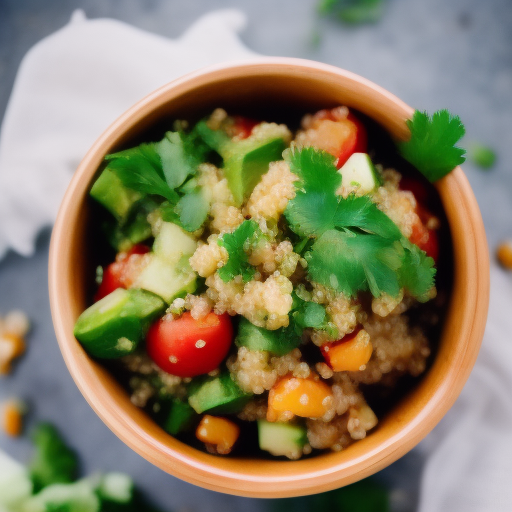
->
90;167;142;222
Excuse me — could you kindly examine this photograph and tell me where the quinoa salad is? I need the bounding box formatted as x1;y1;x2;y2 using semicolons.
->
74;106;445;459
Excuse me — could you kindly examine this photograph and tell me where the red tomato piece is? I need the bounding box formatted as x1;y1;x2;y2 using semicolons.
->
231;116;259;139
94;244;150;302
146;312;233;377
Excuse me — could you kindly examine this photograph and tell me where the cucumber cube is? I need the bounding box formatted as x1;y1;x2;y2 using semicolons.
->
235;318;301;356
74;288;165;359
134;255;197;304
188;373;252;414
338;153;382;196
257;420;307;459
153;222;197;262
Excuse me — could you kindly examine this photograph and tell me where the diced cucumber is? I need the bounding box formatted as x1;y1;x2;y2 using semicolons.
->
74;288;165;358
235;318;301;356
90;167;142;222
134;254;197;304
163;400;197;436
188;372;252;414
98;472;133;504
153;222;197;262
338;153;382;196
19;479;99;512
257;420;307;459
0;451;32;508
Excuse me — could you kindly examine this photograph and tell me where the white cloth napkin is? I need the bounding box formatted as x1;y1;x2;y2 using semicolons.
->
0;9;510;512
0;9;256;260
417;264;512;512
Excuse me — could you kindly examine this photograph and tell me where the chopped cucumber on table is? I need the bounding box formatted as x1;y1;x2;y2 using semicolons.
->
0;423;163;512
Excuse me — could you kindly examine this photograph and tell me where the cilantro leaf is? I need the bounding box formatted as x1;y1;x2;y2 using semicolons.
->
284;147;341;237
30;423;79;493
175;188;210;232
107;151;179;204
306;230;403;298
333;194;402;240
306;230;435;299
291;295;327;329
157;130;209;190
398;109;466;182
285;148;401;240
217;220;260;283
398;238;436;301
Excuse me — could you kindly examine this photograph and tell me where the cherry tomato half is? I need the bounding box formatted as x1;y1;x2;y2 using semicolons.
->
94;244;150;301
146;312;233;378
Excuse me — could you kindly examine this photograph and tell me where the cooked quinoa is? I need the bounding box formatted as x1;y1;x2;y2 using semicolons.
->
77;106;443;459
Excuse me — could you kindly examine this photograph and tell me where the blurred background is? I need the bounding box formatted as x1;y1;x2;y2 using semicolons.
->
1;1;511;511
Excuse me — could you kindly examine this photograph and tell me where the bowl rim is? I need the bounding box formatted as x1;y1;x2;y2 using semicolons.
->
49;57;490;497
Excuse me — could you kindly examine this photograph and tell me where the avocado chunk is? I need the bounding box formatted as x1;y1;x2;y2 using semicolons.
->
74;288;165;358
197;121;289;205
188;372;252;414
90;167;142;222
235;317;302;356
338;152;382;196
257;420;307;459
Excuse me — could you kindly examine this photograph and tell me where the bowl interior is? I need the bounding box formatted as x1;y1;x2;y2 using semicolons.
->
49;59;489;497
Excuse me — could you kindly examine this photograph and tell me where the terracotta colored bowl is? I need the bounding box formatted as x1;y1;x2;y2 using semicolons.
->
49;58;489;498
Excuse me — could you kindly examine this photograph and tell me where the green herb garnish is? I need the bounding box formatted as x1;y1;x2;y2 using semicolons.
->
398;109;466;182
217;220;261;283
30;423;79;493
106;129;211;232
318;0;385;25
285;147;435;299
469;143;496;169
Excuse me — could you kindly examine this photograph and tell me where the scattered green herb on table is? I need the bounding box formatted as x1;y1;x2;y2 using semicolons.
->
318;0;385;25
0;423;165;512
469;143;496;169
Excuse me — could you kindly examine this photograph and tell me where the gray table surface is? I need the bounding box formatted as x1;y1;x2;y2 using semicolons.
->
1;0;511;510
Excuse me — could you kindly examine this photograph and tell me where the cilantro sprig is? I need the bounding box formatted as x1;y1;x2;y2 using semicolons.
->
106;128;211;232
284;147;435;299
398;109;466;182
217;220;262;283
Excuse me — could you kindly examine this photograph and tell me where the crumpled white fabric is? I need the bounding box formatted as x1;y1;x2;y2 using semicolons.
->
0;9;509;512
417;263;512;512
0;8;256;259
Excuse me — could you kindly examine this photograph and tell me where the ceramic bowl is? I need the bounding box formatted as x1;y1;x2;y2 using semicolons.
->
49;58;489;497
